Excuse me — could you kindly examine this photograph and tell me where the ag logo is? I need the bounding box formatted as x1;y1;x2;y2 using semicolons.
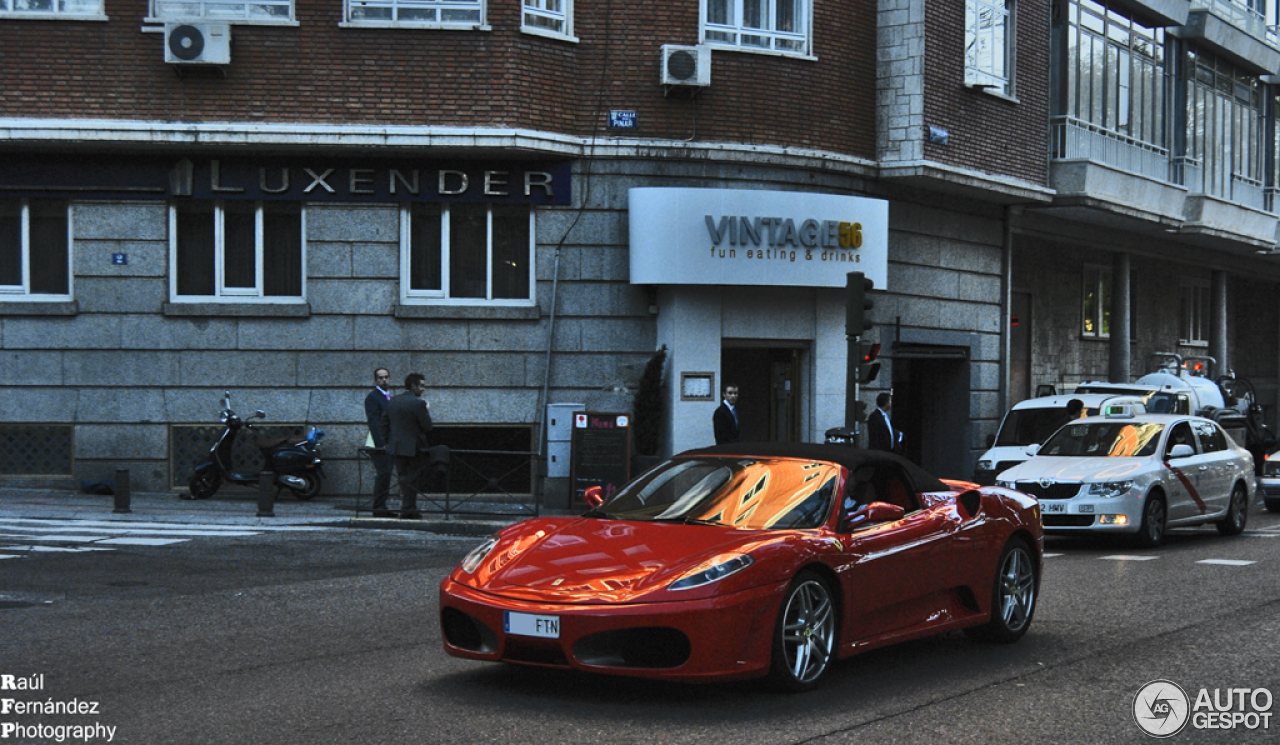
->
1134;679;1190;737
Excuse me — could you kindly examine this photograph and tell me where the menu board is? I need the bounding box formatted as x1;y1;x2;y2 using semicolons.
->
570;412;631;507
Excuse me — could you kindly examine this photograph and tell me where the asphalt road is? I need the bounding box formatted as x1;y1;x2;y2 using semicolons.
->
2;506;1279;744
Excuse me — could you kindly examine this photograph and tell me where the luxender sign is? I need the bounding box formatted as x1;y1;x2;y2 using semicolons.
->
0;155;571;205
628;187;888;288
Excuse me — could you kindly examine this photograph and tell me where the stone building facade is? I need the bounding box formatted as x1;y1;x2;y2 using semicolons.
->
3;0;1280;503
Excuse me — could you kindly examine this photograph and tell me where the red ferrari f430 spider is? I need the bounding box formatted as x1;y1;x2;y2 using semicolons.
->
440;443;1042;690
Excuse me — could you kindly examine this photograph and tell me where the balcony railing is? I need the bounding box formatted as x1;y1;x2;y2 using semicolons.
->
1171;156;1204;192
1050;116;1170;181
1192;0;1269;40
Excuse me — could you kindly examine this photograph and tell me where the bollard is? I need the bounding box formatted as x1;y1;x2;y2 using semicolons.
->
256;471;276;517
112;468;131;514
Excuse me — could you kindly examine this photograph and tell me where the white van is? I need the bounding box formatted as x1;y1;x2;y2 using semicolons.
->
973;393;1146;485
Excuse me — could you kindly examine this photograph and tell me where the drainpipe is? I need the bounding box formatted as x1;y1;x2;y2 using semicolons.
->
1000;206;1018;414
1109;253;1131;382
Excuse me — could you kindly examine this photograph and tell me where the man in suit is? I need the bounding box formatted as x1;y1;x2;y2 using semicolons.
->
363;367;395;517
867;392;902;453
713;384;740;445
379;372;433;520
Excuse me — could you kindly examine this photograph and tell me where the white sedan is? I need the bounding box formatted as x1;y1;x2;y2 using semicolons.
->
996;411;1253;547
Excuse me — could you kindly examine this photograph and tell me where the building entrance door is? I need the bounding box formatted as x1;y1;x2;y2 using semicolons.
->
890;347;970;479
722;345;804;443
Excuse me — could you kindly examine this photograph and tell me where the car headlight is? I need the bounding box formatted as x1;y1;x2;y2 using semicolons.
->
997;480;1016;490
977;460;993;471
1087;481;1134;498
460;535;500;574
668;554;754;591
1264;458;1280;477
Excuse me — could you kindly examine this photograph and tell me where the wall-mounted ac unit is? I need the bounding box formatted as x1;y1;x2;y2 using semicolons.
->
660;44;711;87
164;23;232;65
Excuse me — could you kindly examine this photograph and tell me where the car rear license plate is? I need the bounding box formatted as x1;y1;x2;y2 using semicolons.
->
1041;502;1066;514
505;611;560;639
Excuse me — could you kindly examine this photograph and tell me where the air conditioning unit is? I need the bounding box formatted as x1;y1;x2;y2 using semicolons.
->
660;44;711;87
164;23;232;65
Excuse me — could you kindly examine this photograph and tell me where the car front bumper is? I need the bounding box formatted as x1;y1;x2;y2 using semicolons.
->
1038;494;1143;534
439;577;787;682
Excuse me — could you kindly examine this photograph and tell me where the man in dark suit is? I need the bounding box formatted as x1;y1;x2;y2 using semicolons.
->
867;392;902;453
379;372;433;520
712;384;740;445
364;367;395;517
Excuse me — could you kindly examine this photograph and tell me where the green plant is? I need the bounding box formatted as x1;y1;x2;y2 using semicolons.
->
632;345;667;456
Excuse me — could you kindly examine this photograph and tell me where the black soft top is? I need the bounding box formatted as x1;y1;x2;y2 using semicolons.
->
678;442;950;493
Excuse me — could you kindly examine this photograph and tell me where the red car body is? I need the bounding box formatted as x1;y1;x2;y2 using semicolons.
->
440;443;1042;688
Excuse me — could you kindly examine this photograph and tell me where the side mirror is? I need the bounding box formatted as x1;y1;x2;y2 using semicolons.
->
253;410;266;420
841;501;905;531
1025;443;1041;457
1168;443;1195;459
583;485;604;509
985;433;996;449
222;391;231;411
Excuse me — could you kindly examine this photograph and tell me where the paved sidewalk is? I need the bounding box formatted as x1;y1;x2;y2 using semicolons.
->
0;487;554;536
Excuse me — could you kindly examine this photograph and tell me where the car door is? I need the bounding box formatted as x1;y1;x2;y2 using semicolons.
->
836;465;958;643
1162;420;1210;522
1191;420;1234;516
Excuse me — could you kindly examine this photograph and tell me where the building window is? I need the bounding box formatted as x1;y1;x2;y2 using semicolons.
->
170;201;304;301
1082;264;1111;338
151;0;292;21
1179;278;1210;345
401;204;533;304
522;0;571;38
1185;50;1264;203
965;0;1013;94
0;199;71;300
1053;1;1165;151
1;0;103;19
702;0;810;56
344;0;482;26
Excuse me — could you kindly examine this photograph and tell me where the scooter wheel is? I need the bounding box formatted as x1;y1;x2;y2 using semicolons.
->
288;472;322;501
188;470;221;499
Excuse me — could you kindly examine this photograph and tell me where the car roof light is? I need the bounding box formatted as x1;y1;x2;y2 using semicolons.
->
1104;404;1135;418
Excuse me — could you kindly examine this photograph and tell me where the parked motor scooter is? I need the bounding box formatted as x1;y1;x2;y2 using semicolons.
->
187;392;325;500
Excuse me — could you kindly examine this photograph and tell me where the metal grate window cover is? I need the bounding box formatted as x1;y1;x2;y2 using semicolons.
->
171;424;305;488
0;425;74;476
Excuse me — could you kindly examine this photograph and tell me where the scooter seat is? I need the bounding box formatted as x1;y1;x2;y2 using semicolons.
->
257;436;306;450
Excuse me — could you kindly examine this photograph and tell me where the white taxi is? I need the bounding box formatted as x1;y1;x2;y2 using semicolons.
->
996;407;1254;547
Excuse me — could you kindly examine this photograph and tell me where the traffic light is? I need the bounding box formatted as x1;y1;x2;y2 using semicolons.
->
857;339;881;384
846;271;874;337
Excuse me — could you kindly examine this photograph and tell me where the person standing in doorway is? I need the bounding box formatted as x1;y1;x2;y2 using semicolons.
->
867;392;902;453
363;367;396;517
380;373;433;520
713;384;741;445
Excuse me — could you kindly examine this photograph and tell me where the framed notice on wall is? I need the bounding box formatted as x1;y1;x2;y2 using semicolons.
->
570;412;631;507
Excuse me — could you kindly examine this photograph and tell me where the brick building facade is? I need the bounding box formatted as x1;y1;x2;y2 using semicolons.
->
3;0;1280;501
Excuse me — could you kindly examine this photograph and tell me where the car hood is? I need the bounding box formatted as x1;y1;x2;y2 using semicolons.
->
459;517;789;604
999;456;1148;483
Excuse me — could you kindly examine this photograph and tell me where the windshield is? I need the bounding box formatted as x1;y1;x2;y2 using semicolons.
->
597;457;839;530
995;406;1099;447
1039;421;1164;458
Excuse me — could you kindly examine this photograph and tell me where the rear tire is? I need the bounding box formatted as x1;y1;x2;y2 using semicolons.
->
287;472;322;501
767;570;836;692
1215;483;1248;536
1135;492;1166;548
965;537;1037;643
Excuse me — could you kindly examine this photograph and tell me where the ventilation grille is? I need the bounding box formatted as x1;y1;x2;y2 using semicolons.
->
0;425;74;476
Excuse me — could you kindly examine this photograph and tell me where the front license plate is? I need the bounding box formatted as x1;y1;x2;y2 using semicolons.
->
505;611;560;639
1041;502;1066;514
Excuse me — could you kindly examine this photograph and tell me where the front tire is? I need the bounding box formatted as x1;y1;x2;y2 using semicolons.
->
287;472;322;501
1135;492;1167;548
1216;483;1248;536
767;570;836;692
965;537;1037;643
188;468;221;499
